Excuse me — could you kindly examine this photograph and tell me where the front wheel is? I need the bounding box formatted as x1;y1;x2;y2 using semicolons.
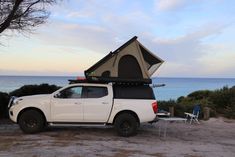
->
18;110;45;134
114;113;138;137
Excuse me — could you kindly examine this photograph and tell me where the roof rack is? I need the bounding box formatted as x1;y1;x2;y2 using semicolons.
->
69;76;152;85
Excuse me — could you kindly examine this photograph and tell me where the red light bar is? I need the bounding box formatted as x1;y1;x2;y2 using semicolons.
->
76;76;86;80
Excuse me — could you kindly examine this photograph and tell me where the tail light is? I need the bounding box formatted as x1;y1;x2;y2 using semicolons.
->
152;101;158;114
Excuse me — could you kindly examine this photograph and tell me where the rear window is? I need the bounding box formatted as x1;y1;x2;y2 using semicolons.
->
83;86;108;98
113;85;155;99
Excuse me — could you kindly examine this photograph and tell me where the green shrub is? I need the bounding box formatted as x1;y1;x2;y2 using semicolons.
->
0;92;10;118
158;100;194;117
223;104;235;118
208;86;235;118
187;90;212;100
158;86;235;119
158;100;177;110
10;84;60;97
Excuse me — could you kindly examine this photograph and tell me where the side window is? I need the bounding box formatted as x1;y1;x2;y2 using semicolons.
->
113;85;155;99
56;86;83;99
84;87;108;98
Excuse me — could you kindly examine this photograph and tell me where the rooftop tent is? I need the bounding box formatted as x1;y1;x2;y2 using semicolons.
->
84;36;164;84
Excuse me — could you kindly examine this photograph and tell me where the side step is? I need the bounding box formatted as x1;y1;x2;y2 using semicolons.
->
48;122;107;127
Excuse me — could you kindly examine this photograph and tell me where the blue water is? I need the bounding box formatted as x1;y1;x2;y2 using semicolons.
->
0;76;75;93
153;77;235;100
0;76;235;100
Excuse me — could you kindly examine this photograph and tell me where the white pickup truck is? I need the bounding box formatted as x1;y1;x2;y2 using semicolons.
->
8;83;157;137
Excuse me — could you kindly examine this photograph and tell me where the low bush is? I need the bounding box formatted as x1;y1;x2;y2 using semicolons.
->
0;92;10;118
158;86;235;119
10;84;60;97
187;90;212;100
158;100;194;118
209;86;235;118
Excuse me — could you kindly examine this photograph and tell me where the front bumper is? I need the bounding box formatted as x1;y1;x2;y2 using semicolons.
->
8;106;17;123
8;97;18;123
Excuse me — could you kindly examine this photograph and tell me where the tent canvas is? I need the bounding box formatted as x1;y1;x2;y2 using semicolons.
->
84;36;164;84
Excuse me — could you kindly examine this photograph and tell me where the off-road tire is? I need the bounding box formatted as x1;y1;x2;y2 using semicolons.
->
114;113;138;137
18;110;45;134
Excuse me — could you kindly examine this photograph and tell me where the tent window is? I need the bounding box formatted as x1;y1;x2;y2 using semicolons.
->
118;55;143;79
140;45;161;67
101;71;111;77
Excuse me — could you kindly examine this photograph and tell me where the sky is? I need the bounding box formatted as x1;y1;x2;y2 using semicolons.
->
0;0;235;78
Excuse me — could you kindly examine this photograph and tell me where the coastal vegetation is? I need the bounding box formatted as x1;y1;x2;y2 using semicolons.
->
0;84;234;119
158;86;235;118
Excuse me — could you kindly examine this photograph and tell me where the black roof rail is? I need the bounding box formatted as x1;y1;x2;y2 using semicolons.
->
69;76;152;85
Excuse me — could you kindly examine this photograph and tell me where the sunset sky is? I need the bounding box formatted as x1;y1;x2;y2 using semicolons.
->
0;0;235;78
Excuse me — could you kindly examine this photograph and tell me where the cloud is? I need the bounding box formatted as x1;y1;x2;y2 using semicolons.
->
139;23;233;77
0;68;83;76
36;22;114;53
197;45;235;77
66;11;92;18
155;0;186;11
36;9;154;54
140;23;227;62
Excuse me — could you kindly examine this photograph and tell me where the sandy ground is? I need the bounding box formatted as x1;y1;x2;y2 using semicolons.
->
0;118;235;157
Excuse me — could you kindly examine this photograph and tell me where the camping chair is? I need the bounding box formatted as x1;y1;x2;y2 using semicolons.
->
184;105;201;124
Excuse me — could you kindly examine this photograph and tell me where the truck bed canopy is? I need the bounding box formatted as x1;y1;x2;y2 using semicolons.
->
84;36;164;84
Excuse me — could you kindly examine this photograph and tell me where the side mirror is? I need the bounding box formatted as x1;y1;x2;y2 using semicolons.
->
54;92;61;98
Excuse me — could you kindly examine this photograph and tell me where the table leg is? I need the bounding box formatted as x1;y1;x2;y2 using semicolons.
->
164;121;168;138
159;123;161;137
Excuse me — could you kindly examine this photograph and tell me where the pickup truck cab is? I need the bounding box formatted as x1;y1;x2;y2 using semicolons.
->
8;83;157;137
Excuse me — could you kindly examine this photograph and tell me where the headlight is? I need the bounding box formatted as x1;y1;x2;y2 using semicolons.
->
8;96;17;108
13;98;23;105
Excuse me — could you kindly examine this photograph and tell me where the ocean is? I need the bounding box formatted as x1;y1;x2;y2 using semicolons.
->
0;76;235;100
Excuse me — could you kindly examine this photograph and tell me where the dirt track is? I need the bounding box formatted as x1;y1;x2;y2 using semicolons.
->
0;118;235;157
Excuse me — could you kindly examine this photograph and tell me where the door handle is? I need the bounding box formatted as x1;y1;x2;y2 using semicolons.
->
74;102;81;105
102;102;108;104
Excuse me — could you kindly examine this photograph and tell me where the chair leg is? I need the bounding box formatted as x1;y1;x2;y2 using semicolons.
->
185;115;187;123
190;117;193;124
195;118;200;124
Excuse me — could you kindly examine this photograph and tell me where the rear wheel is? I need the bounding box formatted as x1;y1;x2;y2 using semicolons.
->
114;113;138;137
18;110;45;134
